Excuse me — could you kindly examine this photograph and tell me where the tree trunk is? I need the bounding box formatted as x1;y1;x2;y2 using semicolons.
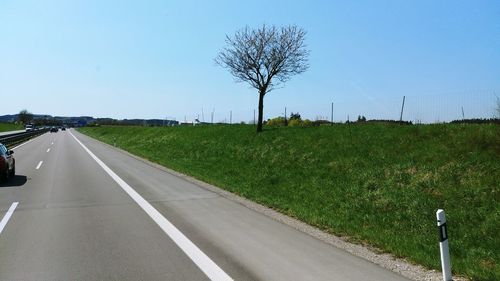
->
257;91;265;132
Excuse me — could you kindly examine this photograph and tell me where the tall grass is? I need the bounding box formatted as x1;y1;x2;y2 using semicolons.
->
79;124;499;281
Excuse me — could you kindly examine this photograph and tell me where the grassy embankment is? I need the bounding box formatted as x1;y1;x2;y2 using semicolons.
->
0;123;22;133
79;124;499;281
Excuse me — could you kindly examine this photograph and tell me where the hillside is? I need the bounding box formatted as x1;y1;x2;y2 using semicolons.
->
79;124;499;281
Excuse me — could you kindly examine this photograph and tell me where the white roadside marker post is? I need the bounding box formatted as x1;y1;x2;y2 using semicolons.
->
436;209;452;281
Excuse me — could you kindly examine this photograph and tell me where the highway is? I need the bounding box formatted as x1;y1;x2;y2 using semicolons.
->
0;130;410;281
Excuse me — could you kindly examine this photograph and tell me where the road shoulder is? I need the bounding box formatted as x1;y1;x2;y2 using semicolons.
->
74;129;464;281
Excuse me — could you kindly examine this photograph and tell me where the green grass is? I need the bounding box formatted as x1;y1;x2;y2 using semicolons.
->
79;124;499;281
0;122;22;133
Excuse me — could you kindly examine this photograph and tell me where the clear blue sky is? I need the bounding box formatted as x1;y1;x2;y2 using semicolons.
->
1;0;499;123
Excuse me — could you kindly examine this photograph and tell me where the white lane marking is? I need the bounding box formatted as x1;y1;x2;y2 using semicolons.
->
46;148;51;153
11;131;49;150
51;142;54;145
69;131;233;281
36;161;43;170
12;138;36;150
0;202;19;234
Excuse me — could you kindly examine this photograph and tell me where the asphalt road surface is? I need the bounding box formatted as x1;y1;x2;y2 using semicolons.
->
0;129;410;281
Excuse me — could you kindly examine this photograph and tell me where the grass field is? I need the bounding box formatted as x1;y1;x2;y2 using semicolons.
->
79;124;499;281
0;122;22;133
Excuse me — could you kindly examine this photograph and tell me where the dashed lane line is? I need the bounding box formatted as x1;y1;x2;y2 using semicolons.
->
0;202;19;234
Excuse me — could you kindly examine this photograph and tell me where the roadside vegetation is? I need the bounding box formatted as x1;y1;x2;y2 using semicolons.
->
79;124;499;281
0;122;23;133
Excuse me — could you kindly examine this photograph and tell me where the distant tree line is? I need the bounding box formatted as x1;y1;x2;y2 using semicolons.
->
88;118;179;127
353;118;413;125
265;114;500;126
449;118;500;124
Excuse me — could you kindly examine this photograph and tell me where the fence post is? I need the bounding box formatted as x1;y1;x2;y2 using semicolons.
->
436;209;452;281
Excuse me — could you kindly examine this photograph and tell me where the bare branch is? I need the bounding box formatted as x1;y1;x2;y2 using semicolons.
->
216;24;309;95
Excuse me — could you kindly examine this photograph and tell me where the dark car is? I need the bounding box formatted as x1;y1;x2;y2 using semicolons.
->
61;127;66;131
50;127;58;133
0;143;15;182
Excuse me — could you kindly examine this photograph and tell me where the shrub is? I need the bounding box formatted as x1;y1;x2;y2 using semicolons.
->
313;120;330;126
288;119;302;127
287;119;313;127
267;117;287;126
302;119;313;127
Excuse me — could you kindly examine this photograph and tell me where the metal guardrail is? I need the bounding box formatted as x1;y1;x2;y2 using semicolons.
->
0;129;49;148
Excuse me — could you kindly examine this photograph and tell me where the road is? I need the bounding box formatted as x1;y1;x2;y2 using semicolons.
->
0;129;410;281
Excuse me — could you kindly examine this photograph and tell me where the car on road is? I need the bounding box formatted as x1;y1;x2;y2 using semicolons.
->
50;126;58;133
61;127;66;131
25;124;35;131
0;143;15;182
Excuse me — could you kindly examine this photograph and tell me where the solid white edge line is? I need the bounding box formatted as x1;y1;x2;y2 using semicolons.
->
36;161;43;170
69;131;233;281
11;137;37;150
0;202;19;234
47;148;51;153
11;131;49;150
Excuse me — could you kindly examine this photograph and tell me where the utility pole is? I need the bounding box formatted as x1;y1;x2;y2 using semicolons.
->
284;107;287;126
331;102;334;125
202;107;205;122
399;96;406;122
253;109;256;125
230;111;232;124
461;106;465;120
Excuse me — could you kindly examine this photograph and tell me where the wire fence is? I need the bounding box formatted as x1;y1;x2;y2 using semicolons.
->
191;90;499;125
84;90;499;126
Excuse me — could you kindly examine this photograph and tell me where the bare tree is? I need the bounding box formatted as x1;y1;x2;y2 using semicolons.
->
18;109;33;125
216;24;309;132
